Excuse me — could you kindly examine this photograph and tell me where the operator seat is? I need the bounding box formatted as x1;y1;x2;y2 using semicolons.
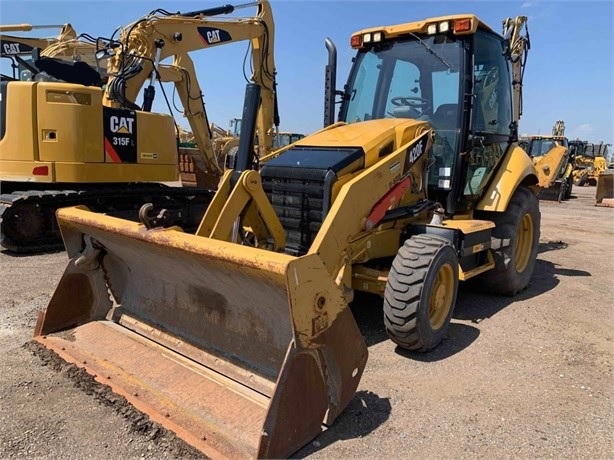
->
430;103;458;130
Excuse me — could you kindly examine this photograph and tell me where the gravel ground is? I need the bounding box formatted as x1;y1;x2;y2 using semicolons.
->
1;185;612;459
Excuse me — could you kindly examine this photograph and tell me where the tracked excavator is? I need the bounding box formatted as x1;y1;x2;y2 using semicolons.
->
527;120;573;201
35;13;538;458
0;1;279;252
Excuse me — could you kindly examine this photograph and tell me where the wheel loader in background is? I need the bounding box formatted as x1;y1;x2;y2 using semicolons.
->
34;12;539;458
0;1;279;252
527;120;573;201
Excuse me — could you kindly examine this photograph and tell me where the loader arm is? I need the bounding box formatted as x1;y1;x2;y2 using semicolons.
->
104;0;278;164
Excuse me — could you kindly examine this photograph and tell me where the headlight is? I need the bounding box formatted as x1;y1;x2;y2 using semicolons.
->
438;21;450;33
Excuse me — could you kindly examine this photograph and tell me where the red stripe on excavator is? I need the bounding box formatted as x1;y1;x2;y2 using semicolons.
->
104;138;122;163
365;177;411;229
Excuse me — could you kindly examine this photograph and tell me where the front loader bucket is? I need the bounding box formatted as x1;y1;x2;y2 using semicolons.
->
34;206;367;459
596;170;614;207
537;180;565;202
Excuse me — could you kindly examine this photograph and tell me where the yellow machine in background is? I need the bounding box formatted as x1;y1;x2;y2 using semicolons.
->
35;12;538;458
527;120;573;201
0;2;279;252
178;117;304;185
571;140;609;186
273;131;305;148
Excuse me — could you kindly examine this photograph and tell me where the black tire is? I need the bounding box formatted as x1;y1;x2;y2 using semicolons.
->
383;234;459;351
564;176;573;200
474;185;540;296
575;172;588;186
556;180;566;203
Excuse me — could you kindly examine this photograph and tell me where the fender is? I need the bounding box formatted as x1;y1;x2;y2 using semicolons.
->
476;144;539;212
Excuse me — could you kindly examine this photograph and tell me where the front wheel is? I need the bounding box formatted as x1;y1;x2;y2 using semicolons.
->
383;234;459;351
575;171;588;186
474;185;540;295
564;176;573;200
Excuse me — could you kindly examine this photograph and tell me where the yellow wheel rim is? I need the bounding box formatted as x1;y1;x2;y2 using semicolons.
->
429;263;455;330
515;212;534;273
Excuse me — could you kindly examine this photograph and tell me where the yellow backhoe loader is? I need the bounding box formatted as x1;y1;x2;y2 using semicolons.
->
34;13;538;458
571;140;609;186
0;2;278;252
527;121;573;201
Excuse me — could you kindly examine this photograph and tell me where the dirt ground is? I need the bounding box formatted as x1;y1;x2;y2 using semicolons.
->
1;185;612;459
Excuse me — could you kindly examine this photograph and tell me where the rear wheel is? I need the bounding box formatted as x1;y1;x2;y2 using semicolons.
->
474;185;540;295
383;234;458;351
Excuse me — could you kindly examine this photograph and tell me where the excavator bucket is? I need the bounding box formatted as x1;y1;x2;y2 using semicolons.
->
34;206;367;459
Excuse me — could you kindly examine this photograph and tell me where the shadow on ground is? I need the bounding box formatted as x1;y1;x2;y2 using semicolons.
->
1;248;63;258
293;390;392;458
310;241;594;455
349;240;591;356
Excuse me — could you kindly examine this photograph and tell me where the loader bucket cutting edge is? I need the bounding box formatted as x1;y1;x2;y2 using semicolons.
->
35;206;368;459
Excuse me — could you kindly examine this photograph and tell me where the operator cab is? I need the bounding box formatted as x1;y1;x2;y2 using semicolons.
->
527;136;569;158
337;16;517;214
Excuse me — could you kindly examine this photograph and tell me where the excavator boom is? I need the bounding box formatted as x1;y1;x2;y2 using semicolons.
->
103;0;278;175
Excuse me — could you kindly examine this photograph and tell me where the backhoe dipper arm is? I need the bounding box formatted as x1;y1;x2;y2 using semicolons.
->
104;0;277;159
552;120;565;136
502;16;529;124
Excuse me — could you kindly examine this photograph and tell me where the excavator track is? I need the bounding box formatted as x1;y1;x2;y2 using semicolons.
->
0;183;214;253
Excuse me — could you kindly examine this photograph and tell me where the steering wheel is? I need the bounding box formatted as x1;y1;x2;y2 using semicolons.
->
390;96;431;118
391;96;430;108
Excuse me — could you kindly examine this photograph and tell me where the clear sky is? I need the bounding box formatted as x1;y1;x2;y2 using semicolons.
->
1;0;612;146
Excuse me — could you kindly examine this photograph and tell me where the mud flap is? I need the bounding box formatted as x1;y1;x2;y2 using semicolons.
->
35;206;367;459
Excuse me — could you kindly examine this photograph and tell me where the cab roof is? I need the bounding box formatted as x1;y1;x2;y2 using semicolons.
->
351;14;495;39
